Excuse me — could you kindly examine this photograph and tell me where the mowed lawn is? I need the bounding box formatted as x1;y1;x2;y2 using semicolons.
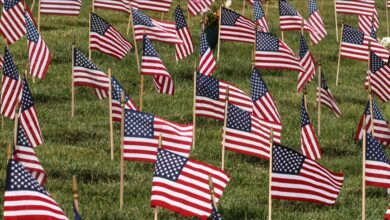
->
0;0;389;219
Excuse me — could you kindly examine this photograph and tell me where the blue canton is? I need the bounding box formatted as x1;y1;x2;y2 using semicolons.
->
91;13;110;35
253;0;265;22
272;144;305;174
221;8;240;26
143;35;160;57
200;30;209;56
210;203;223;220
20;79;34;112
124;109;154;138
3;47;19;80
111;76;130;103
256;32;279;51
279;0;298;16
370;52;385;73
342;25;364;45
227;104;251;132
196;73;219;100
132;9;153;27
308;0;317;15
299;35;309;59
250;68;268;102
16;124;31;147
300;96;311;127
4;0;21;11
366;133;389;163
370;26;377;39
174;5;187;30
320;72;329;90
154;149;188;181
364;99;385;120
74;48;101;70
25;13;39;43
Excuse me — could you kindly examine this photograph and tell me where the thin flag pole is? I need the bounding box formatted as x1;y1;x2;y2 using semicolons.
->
72;175;79;211
242;0;246;15
108;69;114;161
368;82;375;137
317;64;321;136
154;134;163;220
192;60;197;150
13;110;19;148
37;0;41;32
208;175;217;209
387;2;390;37
1;99;3;129
336;24;344;86
7;143;12;161
303;87;308;112
31;0;36;11
268;128;273;220
88;12;92;60
139;75;144;111
221;86;229;170
362;115;367;220
119;92;125;209
71;45;75;117
265;0;270;18
334;0;338;42
281;31;284;42
320;0;324;12
216;1;223;62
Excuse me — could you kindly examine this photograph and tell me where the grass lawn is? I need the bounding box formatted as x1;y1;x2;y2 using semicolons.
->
1;0;389;219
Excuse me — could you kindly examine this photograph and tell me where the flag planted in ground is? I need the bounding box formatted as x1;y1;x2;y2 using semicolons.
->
300;96;321;160
131;0;172;12
174;5;193;61
220;7;255;43
297;35;316;93
368;52;390;102
253;0;268;32
40;0;82;16
94;0;130;13
188;0;214;16
308;0;326;42
199;29;217;76
111;76;138;122
335;0;375;16
316;72;341;118
365;133;390;188
0;0;26;44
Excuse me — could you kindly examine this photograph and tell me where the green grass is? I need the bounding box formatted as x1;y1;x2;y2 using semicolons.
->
0;0;389;219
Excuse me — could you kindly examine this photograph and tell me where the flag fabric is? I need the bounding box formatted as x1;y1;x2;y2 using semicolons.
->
223;103;281;160
335;0;375;16
358;8;379;36
368;52;390;103
73;48;110;99
40;0;82;16
308;0;327;40
316;72;341;118
255;31;302;72
199;29;217;76
141;35;174;95
174;5;194;61
297;35;316;93
90;13;132;59
151;149;230;219
0;56;4;69
3;160;68;219
341;25;389;63
25;13;51;80
133;9;182;44
253;0;268;32
388;0;390;8
250;68;281;128
1;47;22;119
0;0;26;44
73;202;82;220
14;123;46;186
355;99;390;146
210;204;222;220
385;204;390;220
196;73;253;121
271;144;344;205
130;0;172;12
123;109;193;163
300;97;321;160
188;0;214;16
365;133;390;188
94;0;130;13
111;76;138;122
220;7;256;43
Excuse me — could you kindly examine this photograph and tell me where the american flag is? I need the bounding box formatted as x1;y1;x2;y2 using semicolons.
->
210;204;222;220
297;35;315;93
3;160;68;219
368;52;390;102
300;96;321;160
250;68;281;129
335;0;375;16
365;133;390;189
123;109;193;163
25;13;51;80
130;0;172;12
188;0;214;16
151;149;230;218
133;9;182;44
40;0;82;16
141;35;174;95
1;47;22;119
253;0;268;32
90;13;132;60
271;144;344;205
19;79;43;148
223;103;281;160
111;76;138;122
14;123;46;186
174;5;193;61
255;31;302;72
308;0;326;40
341;25;389;63
358;8;379;35
0;0;26;45
196;73;253;121
199;29;217;76
220;7;256;43
94;0;130;13
73;48;110;99
385;204;390;220
0;56;4;69
316;72;341;118
355;99;390;146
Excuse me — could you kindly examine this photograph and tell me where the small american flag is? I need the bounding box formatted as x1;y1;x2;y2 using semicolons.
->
355;99;390;146
111;76;138;122
188;0;214;16
73;202;82;220
1;47;22;119
316;72;341;118
199;29;217;76
308;0;326;40
123;109;193;163
335;0;375;16
196;73;253;121
365;133;390;188
151;149;230;218
133;9;182;44
90;13;132;60
3;160;68;219
0;0;26;45
300;96;321;160
385;204;390;220
297;35;315;93
40;0;82;16
388;0;390;8
368;52;390;102
358;8;379;35
224;104;281;160
253;0;268;32
73;48;110;99
341;25;389;63
130;0;172;12
174;5;194;61
94;0;130;13
250;68;281;129
0;56;4;69
210;204;222;220
255;31;302;72
271;144;344;205
14;123;46;186
141;35;174;95
220;7;256;43
25;13;51;80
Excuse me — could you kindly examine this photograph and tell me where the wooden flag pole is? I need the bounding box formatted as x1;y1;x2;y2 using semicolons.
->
321;0;324;12
31;0;36;11
334;0;338;42
37;0;41;32
336;24;344;86
265;0;270;18
281;31;284;42
7;143;12;161
303;87;308;112
268;128;274;220
119;92;125;209
216;0;223;62
317;64;322;136
221;86;229;170
88;12;92;60
154;134;163;220
208;175;217;209
387;3;389;37
192;60;197;150
368;84;375;137
14;111;19;147
139;75;144;111
362;116;367;220
71;45;75;117
130;7;141;73
72;175;79;211
108;69;114;161
1;99;3;129
242;0;246;15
